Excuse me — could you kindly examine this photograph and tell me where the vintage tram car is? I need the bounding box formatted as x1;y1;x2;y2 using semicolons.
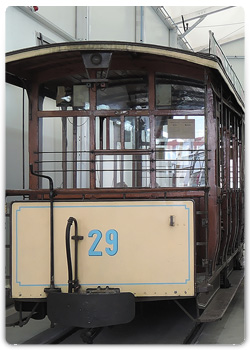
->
6;40;244;329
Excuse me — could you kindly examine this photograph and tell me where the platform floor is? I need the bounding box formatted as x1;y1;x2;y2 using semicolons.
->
196;279;245;344
5;280;244;345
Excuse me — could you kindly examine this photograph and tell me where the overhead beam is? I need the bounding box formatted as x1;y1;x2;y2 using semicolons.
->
179;15;206;38
16;6;77;42
151;6;193;51
151;6;174;30
172;6;234;25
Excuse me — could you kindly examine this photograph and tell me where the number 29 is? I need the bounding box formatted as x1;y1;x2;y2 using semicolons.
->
88;229;118;256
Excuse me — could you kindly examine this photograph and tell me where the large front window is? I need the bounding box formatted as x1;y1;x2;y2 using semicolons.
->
38;70;205;189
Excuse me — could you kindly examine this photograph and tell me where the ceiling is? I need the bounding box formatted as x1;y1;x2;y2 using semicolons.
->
164;6;244;51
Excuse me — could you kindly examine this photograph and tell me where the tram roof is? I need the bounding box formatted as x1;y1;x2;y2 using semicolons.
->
6;41;244;110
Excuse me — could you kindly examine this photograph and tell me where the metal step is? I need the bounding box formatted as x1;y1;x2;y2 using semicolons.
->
197;269;244;323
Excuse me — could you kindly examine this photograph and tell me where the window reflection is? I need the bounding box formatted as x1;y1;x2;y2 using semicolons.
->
97;70;148;110
125;116;150;149
155;116;205;187
95;155;151;188
95;116;150;150
155;74;205;110
95;117;121;150
39;117;90;189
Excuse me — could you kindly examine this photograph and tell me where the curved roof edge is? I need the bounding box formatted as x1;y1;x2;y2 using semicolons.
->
6;41;244;110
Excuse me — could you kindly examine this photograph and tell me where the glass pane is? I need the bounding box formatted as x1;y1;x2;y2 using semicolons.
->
95;154;150;188
155;115;205;187
39;69;89;111
110;118;121;150
155;74;205;110
42;96;60;111
40;118;63;188
95;117;106;150
40;117;90;189
95;117;121;150
97;70;148;110
125;116;150;149
72;85;90;110
75;117;90;188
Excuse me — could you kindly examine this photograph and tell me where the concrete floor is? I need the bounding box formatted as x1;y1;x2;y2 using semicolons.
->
5;280;244;345
5;309;51;345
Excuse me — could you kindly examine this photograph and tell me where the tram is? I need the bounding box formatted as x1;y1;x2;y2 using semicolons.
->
6;40;244;329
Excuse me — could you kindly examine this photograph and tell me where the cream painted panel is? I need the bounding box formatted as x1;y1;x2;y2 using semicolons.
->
12;200;194;298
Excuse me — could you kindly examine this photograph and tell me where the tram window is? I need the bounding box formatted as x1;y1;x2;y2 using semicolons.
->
155;115;205;187
95;116;121;150
125;116;150;149
73;85;90;109
95;155;151;188
55;85;90;110
95;116;150;150
40;117;63;188
95;115;151;188
42;96;61;111
39;75;90;111
155;74;205;110
96;70;148;110
230;158;234;188
238;147;241;189
39;116;90;189
40;91;75;111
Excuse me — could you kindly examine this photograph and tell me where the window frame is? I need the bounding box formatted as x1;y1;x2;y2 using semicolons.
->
36;70;206;190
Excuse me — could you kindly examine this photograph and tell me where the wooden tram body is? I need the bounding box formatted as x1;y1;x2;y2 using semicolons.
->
6;42;244;328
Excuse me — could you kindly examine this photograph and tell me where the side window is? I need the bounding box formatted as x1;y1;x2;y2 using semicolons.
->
155;73;205;110
155;115;205;187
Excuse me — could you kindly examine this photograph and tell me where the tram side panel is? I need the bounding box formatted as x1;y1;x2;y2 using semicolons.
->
11;200;195;300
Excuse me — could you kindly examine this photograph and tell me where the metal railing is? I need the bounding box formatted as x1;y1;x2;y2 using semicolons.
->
209;31;244;104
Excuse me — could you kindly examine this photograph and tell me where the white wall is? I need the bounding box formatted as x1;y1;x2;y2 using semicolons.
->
5;6;74;52
38;6;76;38
86;6;171;46
144;7;170;46
5;6;175;53
88;6;136;42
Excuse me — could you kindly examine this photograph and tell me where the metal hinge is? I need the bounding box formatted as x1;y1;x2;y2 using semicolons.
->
202;259;213;275
202;259;212;268
202;218;208;227
217;196;222;204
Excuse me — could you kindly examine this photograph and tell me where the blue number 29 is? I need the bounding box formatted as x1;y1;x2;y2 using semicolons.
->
88;229;118;256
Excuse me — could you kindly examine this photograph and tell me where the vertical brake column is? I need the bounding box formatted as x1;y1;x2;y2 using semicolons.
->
30;164;61;293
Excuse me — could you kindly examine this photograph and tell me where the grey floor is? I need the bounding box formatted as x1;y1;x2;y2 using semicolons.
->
5;280;244;345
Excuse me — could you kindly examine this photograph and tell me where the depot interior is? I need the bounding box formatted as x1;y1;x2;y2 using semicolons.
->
5;5;245;345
